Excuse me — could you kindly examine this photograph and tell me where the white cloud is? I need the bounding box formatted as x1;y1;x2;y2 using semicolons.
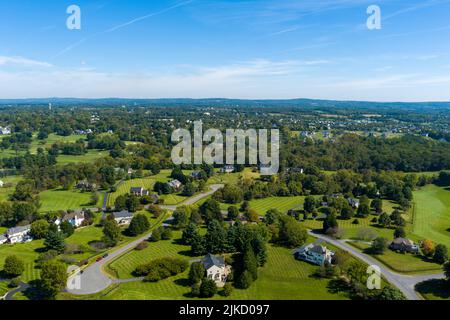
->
0;56;52;67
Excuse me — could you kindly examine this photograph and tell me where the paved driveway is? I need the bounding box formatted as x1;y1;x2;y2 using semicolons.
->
308;231;445;300
66;184;223;295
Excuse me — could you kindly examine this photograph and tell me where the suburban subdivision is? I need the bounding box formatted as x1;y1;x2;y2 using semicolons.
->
0;101;449;301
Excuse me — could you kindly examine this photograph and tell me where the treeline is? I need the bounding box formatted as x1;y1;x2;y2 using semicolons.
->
283;134;450;172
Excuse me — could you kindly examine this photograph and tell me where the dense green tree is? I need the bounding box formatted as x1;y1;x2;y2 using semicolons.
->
102;219;121;247
44;230;66;253
30;219;50;239
127;214;150;236
371;237;389;254
60;221;75;237
433;244;449;264
188;262;205;285
39;260;68;299
200;279;217;298
3;255;25;277
227;206;239;220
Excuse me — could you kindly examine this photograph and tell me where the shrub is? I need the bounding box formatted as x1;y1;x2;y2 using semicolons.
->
3;255;25;277
222;282;233;297
135;258;188;282
161;227;173;240
135;241;149;251
8;277;21;288
200;279;217;298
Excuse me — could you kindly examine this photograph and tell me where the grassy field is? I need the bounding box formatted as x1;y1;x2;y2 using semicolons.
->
0;175;23;202
0;240;43;282
56;150;108;165
0;282;10;296
65;240;351;300
107;230;195;279
107;170;188;207
247;196;305;215
413;185;450;248
29;134;85;154
349;242;442;274
38;189;104;212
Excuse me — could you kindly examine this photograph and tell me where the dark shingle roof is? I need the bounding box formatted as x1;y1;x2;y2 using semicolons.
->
6;225;31;236
202;253;225;269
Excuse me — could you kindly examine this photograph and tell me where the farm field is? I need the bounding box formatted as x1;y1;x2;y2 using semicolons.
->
29;133;86;154
412;185;450;248
38;189;104;212
247;196;304;215
349;242;442;274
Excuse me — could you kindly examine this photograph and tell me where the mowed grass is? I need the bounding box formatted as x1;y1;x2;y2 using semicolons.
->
0;281;10;296
0;240;43;282
301;216;395;240
413;185;450;248
38;189;104;212
108;230;195;279
66;242;350;300
0;175;23;202
56;150;108;165
349;242;442;274
248;196;305;215
107;170;187;207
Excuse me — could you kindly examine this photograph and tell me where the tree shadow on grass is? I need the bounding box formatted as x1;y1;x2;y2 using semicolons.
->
174;278;190;287
327;279;351;296
415;279;450;299
177;249;197;257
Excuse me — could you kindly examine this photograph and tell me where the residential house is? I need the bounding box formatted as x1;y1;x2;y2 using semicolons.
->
201;253;232;287
189;171;202;179
0;180;4;188
130;187;150;197
112;211;134;225
389;238;420;254
76;181;97;192
0;234;7;245
6;225;32;244
221;165;235;173
0;126;11;135
294;242;335;266
55;210;85;228
348;198;360;209
168;179;182;190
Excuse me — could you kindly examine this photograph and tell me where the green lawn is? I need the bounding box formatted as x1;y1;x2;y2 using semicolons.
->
248;196;305;215
29;133;86;154
64;241;351;300
107;230;195;279
107;170;187;207
38;189;104;212
349;242;442;274
413;185;450;248
0;282;10;296
0;240;43;282
0;175;23;202
56;150;108;165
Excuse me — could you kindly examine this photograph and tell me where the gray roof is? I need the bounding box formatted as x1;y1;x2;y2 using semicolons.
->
0;234;7;241
113;210;133;219
7;225;31;236
130;187;144;192
202;253;225;269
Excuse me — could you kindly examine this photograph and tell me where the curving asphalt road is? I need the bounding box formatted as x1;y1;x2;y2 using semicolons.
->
308;231;445;300
66;184;223;295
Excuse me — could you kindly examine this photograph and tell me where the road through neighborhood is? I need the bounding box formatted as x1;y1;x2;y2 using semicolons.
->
66;184;223;295
308;231;445;300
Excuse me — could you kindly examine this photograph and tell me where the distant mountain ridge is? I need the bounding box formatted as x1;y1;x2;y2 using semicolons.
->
0;97;450;110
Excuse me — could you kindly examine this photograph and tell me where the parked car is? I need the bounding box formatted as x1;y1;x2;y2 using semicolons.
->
96;257;103;262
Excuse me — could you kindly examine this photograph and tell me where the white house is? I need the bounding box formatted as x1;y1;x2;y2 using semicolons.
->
168;179;182;190
221;165;235;173
0;234;7;245
201;254;232;288
0;180;4;188
0;126;11;135
130;187;150;197
55;210;85;228
348;198;360;209
6;225;32;244
112;210;134;225
294;242;335;266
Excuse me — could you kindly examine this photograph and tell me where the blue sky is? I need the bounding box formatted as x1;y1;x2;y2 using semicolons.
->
1;0;450;101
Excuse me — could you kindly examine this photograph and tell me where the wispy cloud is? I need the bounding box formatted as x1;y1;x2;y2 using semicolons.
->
53;0;195;59
0;56;52;67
